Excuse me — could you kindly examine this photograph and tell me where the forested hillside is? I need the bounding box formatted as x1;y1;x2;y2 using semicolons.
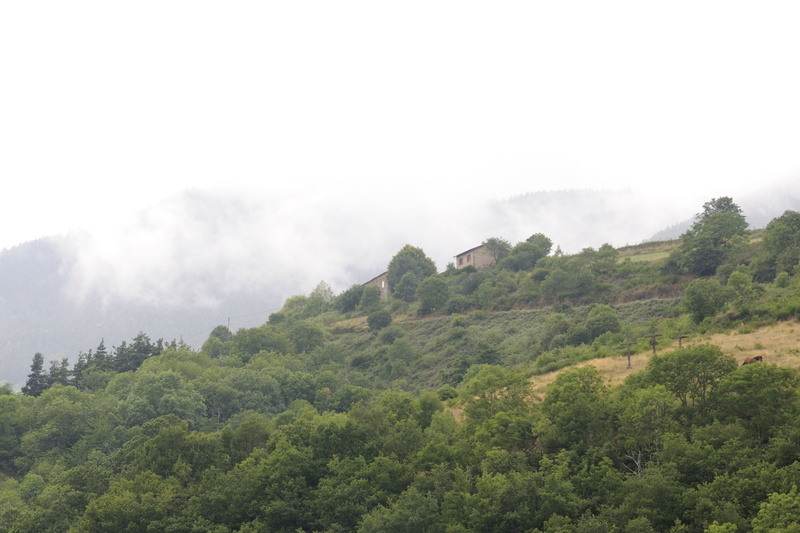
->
3;198;800;532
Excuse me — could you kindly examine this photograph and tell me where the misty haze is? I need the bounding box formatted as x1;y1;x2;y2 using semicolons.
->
1;185;799;385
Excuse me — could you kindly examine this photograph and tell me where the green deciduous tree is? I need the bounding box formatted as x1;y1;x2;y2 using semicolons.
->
359;285;383;312
288;322;326;354
713;363;800;443
387;245;437;298
751;485;800;533
118;371;206;428
673;197;749;276
335;284;365;313
394;271;419;303
232;325;293;360
500;233;553;271
585;304;621;341
461;365;530;423
726;269;758;314
763;210;800;277
482;237;512;263
416;276;450;315
613;385;680;476
644;344;737;415
304;280;335;317
684;278;728;323
538;366;608;453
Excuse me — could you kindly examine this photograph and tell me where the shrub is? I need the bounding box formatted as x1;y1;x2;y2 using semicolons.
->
367;310;393;331
417;276;450;315
447;295;474;315
774;271;791;288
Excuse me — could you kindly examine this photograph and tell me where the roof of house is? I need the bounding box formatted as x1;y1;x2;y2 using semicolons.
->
454;244;485;258
363;271;387;285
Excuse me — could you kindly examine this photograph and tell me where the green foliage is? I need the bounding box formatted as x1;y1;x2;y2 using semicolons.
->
387;245;437;297
751;485;800;533
118;370;206;428
712;363;800;443
500;233;552;271
727;269;758;314
416;276;450;315
613;385;679;476
232;324;293;360
367;309;393;331
763;210;800;276
538;366;608;453
288;322;326;354
10;207;800;532
586;304;621;340
643;344;737;415
540;263;595;302
21;353;47;397
673;197;749;276
336;284;365;313
482;236;512;263
774;271;791;288
394;271;419;303
684;278;728;323
359;285;383;312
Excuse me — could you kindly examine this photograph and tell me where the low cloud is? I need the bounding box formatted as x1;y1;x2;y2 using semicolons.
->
60;187;698;311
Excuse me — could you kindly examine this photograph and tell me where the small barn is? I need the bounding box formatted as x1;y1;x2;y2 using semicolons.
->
454;244;496;270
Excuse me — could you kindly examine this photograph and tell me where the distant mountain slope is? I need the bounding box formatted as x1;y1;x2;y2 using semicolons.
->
0;237;279;385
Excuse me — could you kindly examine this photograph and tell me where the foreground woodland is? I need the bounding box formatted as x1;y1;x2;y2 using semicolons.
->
3;198;800;532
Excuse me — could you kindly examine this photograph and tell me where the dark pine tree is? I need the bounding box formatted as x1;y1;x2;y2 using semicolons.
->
47;357;72;387
93;339;112;371
22;352;48;397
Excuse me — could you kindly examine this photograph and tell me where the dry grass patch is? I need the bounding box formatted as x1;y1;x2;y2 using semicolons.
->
704;320;800;369
529;319;800;398
329;316;369;333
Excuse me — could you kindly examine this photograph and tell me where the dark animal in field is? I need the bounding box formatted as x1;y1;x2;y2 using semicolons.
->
742;356;763;365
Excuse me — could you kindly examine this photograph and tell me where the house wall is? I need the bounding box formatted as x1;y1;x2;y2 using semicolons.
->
455;245;496;269
363;272;389;299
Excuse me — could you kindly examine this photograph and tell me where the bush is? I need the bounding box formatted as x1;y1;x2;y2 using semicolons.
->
585;304;621;340
335;284;365;313
774;271;791;288
359;286;383;312
447;295;474;315
379;325;404;344
437;384;459;400
417;276;450;315
367;310;393;331
684;278;728;323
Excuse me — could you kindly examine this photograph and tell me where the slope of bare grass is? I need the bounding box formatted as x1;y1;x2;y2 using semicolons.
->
529;319;800;398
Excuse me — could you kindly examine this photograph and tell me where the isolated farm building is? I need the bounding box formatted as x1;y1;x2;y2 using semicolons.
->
455;244;496;270
363;271;389;299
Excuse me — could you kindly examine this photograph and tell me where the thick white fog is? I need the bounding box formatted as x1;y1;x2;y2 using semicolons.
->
58;188;703;309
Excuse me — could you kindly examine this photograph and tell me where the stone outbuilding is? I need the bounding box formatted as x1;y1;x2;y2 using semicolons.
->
363;271;389;299
454;244;496;270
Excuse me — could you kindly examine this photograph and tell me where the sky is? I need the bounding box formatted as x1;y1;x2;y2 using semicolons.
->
2;2;800;261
